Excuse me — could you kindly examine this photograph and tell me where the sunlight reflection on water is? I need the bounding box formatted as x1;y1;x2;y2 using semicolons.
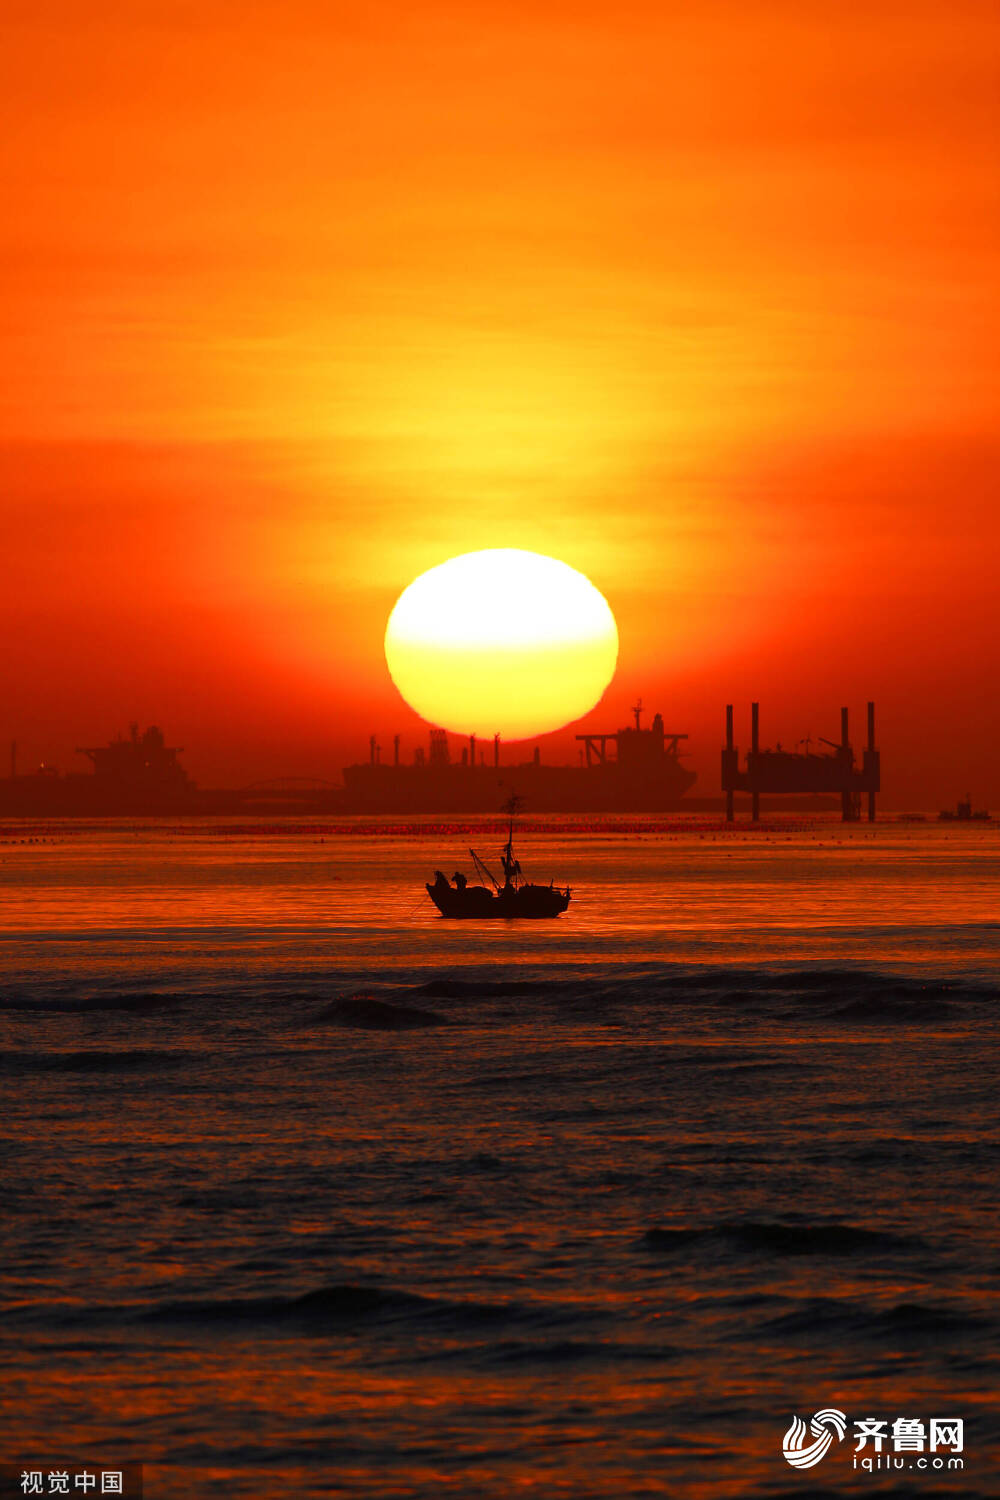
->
2;816;998;985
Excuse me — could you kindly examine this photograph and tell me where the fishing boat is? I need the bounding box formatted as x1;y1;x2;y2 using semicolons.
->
426;799;571;919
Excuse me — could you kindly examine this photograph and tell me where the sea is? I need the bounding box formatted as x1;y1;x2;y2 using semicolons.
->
1;816;997;1499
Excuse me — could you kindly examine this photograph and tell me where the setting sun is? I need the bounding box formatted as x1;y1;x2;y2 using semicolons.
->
384;549;618;740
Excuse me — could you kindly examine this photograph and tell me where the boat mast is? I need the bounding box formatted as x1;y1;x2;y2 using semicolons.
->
500;793;523;889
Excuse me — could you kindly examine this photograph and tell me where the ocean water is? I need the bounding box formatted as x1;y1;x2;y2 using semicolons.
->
1;816;998;1498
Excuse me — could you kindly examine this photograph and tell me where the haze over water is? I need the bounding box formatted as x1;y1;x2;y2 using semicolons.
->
2;818;998;1497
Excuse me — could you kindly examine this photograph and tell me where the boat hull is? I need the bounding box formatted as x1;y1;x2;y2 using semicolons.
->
426;883;570;919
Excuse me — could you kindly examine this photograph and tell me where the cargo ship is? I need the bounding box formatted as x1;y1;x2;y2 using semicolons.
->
0;724;202;817
340;702;696;814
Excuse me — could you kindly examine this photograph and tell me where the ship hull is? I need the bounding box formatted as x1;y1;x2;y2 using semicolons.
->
426;882;570;919
343;761;696;815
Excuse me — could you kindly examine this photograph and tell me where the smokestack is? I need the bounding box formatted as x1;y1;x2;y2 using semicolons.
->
840;707;852;821
750;702;759;822
494;733;500;768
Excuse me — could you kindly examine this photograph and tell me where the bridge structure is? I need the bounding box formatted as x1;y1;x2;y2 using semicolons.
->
722;701;879;822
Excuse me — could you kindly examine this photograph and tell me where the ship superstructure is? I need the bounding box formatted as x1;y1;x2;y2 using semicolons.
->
0;724;198;815
77;724;192;796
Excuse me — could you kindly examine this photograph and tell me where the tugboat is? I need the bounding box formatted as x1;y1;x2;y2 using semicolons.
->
939;794;991;822
426;798;571;919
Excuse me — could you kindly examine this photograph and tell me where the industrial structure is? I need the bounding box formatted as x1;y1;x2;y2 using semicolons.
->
722;701;879;822
2;700;889;819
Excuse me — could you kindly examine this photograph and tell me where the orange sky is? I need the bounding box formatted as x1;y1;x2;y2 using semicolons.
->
2;1;998;802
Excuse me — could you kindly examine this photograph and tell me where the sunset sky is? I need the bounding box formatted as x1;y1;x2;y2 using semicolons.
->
3;1;998;802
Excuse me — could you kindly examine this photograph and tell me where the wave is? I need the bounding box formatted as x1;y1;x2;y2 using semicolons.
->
755;1296;986;1342
311;995;449;1029
831;992;965;1023
0;1047;188;1075
483;1337;668;1367
5;1283;435;1333
4;964;993;1023
643;1221;915;1258
0;991;184;1014
402;964;998;1024
141;1282;430;1327
14;1279;602;1342
656;965;995;998
418;977;569;998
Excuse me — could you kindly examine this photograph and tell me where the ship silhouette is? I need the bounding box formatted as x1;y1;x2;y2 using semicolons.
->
426;797;571;919
939;794;990;822
342;701;696;814
0;702;697;817
0;724;197;816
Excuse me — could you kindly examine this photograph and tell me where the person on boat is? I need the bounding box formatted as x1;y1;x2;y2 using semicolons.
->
452;871;467;890
433;870;449;889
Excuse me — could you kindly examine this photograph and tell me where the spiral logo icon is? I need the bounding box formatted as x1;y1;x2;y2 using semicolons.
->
782;1408;848;1469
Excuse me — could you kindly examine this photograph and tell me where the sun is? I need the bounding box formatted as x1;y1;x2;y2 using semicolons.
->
384;549;619;740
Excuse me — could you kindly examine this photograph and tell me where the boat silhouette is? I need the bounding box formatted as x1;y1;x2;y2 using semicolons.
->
939;793;990;822
426;797;571;919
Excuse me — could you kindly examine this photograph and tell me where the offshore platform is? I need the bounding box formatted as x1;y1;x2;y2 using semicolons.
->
722;701;880;822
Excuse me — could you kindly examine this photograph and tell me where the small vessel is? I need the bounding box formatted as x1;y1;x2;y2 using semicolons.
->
939;794;991;823
426;799;571;919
